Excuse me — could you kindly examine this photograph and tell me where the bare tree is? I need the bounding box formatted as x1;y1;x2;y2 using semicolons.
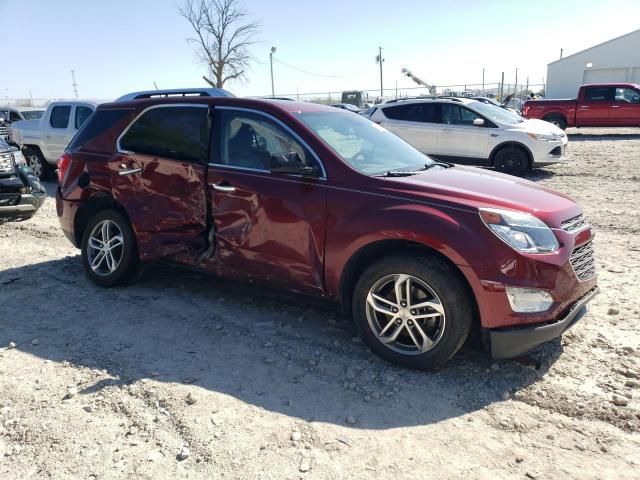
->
179;0;260;88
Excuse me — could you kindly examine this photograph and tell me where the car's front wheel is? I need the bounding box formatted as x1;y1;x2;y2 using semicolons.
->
352;254;472;370
494;147;530;176
81;209;139;287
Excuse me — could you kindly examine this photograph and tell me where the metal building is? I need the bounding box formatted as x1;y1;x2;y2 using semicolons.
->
546;29;640;99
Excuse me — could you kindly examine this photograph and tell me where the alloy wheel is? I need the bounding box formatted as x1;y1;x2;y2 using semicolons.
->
26;154;43;178
365;274;446;355
86;219;124;276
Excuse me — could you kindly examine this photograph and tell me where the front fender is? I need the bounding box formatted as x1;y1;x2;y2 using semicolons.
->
324;197;490;297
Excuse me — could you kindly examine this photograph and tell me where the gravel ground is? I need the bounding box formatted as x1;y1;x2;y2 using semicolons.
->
1;128;639;479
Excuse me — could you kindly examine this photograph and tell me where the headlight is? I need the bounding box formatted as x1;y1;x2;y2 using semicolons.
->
13;151;26;166
479;208;559;254
527;132;557;141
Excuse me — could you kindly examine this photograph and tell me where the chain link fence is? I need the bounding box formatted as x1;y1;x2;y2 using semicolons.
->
274;82;546;106
2;82;545;108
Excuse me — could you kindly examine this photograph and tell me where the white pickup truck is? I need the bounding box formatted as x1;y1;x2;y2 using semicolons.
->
10;101;97;179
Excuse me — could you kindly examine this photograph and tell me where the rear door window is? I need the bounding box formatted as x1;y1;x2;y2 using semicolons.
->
383;103;439;123
50;106;71;128
119;106;208;163
584;87;614;101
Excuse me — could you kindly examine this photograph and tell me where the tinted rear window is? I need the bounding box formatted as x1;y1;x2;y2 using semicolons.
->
75;106;94;129
50;106;71;128
383;103;439;123
585;87;614;101
120;106;208;163
68;109;130;151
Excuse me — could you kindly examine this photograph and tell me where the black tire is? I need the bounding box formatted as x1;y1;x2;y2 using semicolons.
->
494;146;530;176
543;115;567;131
80;209;139;288
23;147;51;181
352;253;472;370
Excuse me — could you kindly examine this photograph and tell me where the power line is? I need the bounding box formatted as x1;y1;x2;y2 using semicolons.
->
272;58;355;78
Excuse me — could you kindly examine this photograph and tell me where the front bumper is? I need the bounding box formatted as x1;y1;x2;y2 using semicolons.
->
532;136;569;166
489;286;599;359
0;193;46;220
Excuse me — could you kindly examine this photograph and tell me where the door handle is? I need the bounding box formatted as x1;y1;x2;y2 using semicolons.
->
611;105;620;108
212;183;236;193
118;167;143;176
580;106;589;109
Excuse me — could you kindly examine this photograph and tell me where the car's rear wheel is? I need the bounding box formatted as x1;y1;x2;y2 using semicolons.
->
543;115;567;131
352;254;472;370
23;147;50;181
81;209;138;287
494;147;530;176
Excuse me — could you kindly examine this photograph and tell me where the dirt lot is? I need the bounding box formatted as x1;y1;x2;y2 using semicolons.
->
1;128;639;479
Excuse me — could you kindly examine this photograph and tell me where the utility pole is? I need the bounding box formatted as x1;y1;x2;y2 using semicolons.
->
70;70;79;99
270;47;277;98
482;67;485;93
515;67;518;97
500;71;504;100
376;47;384;97
560;48;563;59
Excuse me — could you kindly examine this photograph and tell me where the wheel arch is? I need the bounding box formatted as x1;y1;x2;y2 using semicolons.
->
338;239;480;328
74;192;133;247
489;141;533;168
542;112;567;123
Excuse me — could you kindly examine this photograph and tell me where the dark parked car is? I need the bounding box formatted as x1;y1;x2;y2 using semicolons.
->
0;138;46;222
56;95;598;369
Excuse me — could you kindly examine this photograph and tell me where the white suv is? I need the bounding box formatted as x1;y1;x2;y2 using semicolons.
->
368;98;568;175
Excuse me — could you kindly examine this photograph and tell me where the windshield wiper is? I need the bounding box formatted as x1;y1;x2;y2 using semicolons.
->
376;162;451;177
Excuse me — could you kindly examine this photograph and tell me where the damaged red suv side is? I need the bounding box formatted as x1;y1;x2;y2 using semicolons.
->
56;95;598;369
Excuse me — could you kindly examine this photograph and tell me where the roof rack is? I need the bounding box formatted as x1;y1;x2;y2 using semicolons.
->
383;96;438;104
115;88;235;102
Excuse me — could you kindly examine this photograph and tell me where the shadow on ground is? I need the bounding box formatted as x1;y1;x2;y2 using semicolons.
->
0;257;563;430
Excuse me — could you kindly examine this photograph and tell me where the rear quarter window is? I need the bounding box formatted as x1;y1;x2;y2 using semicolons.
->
68;109;132;152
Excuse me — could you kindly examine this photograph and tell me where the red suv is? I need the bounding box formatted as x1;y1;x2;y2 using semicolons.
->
56;95;598;369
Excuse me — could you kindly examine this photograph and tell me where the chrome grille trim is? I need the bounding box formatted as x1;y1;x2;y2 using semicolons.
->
561;214;588;233
0;152;15;175
0;124;9;141
570;241;596;281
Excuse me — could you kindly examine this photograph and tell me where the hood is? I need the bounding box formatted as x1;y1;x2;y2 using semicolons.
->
10;119;39;131
382;166;580;227
512;118;564;136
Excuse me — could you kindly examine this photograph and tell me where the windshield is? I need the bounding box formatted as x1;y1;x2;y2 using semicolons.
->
297;111;434;175
22;110;44;120
468;100;523;124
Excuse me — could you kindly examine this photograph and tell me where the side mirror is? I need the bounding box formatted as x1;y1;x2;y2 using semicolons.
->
473;118;485;127
269;152;316;176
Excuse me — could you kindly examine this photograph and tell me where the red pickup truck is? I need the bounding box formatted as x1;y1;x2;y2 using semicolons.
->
522;83;640;130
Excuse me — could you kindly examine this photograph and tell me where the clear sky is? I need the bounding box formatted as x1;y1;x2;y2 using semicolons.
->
2;0;639;101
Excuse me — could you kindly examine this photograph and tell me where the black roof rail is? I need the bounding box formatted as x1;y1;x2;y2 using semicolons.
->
116;88;235;102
